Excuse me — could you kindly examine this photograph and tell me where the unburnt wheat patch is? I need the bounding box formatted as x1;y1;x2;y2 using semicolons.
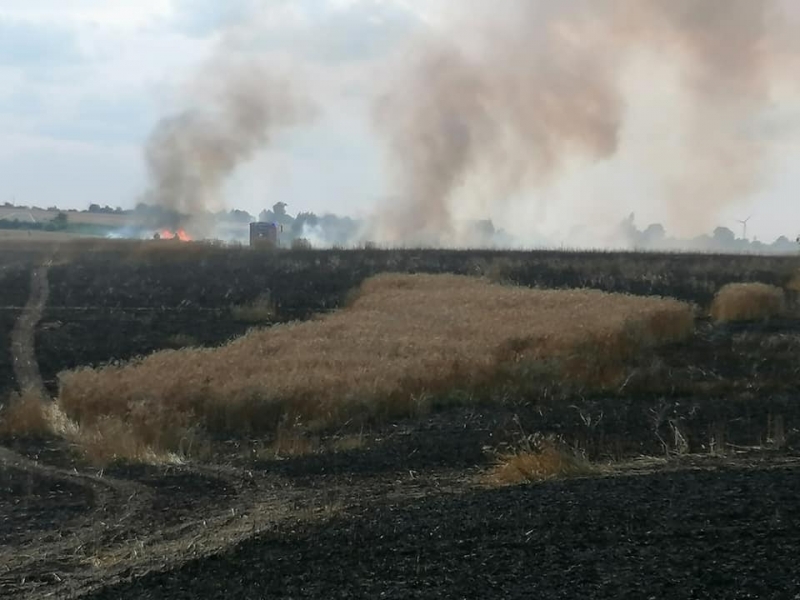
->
57;274;694;461
710;283;785;323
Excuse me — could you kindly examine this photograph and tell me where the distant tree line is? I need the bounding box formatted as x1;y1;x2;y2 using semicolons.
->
619;214;798;254
0;212;68;231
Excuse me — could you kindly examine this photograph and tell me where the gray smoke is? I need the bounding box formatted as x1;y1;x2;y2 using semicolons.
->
373;0;793;244
142;55;315;223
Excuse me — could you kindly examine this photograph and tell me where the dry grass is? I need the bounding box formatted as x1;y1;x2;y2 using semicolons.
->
72;416;181;466
486;438;596;486
57;274;694;460
0;391;51;437
710;283;786;323
0;393;178;465
231;293;276;323
786;271;800;292
331;433;366;453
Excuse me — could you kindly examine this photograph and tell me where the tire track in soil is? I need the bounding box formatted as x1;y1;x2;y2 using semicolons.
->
0;449;329;600
0;446;154;600
10;263;50;396
1;260;154;599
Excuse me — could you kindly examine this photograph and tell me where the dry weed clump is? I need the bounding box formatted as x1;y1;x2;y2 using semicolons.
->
710;283;786;323
486;437;595;486
58;274;694;457
0;391;51;437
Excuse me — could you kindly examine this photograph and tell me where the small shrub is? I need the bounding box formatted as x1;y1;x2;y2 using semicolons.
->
710;283;785;323
0;391;51;437
231;293;276;323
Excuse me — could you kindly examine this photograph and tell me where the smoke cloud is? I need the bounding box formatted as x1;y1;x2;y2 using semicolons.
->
372;0;794;245
142;54;315;225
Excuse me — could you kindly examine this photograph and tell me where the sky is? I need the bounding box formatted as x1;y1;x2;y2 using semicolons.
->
1;0;799;245
0;1;403;213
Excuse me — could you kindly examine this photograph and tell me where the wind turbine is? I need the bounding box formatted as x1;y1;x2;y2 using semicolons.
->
736;215;752;241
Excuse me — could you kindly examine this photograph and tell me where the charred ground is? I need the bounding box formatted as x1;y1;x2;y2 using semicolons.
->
26;245;799;396
1;241;799;598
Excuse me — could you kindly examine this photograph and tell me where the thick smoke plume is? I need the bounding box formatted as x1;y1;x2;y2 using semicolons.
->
373;0;792;245
142;56;314;226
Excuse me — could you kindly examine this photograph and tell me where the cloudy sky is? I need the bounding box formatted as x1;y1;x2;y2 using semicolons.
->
0;1;412;215
1;0;799;244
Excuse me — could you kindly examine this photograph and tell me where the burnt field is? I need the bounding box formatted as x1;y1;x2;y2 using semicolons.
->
0;265;32;400
1;240;800;599
25;244;799;395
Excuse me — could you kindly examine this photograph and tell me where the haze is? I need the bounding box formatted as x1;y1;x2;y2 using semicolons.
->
2;0;800;247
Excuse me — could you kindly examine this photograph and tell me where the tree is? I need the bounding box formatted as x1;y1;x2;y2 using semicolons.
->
642;223;666;246
229;209;253;223
291;211;318;235
712;227;736;247
273;202;288;217
88;203;101;213
52;212;68;229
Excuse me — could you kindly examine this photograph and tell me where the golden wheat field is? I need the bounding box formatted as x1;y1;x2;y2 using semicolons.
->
56;273;694;456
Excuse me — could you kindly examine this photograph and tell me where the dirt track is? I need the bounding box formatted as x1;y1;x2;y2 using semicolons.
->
10;263;49;395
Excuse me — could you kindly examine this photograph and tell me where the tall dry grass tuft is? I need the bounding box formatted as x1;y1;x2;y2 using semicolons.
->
485;436;595;486
0;391;51;437
710;283;786;323
57;274;694;459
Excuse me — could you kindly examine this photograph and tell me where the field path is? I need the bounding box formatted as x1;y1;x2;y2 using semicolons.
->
10;262;50;396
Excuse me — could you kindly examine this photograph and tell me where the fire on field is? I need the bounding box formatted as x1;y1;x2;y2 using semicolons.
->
55;274;694;462
154;228;192;242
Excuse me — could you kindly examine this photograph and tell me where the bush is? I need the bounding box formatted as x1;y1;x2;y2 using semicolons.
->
710;283;785;323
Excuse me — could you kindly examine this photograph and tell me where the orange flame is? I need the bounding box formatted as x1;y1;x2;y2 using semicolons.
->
158;229;192;242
